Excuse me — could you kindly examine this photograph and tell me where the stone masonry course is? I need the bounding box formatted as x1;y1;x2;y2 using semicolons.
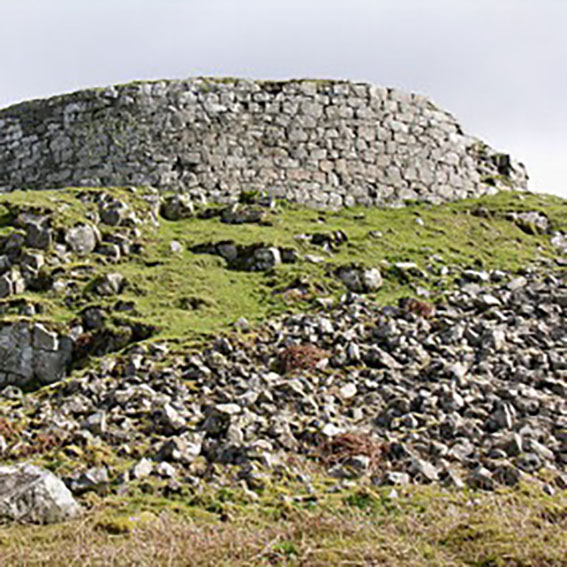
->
0;78;528;207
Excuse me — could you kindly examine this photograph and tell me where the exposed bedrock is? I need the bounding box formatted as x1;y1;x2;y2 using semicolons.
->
0;321;73;389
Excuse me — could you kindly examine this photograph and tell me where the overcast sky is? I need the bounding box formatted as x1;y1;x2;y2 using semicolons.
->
1;0;565;196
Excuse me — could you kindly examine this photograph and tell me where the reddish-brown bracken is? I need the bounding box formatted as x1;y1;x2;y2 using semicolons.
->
278;344;329;374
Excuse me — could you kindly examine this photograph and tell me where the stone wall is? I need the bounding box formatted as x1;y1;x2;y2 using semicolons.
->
0;78;528;207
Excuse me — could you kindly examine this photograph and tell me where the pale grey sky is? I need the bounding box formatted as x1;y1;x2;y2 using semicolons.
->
1;0;565;195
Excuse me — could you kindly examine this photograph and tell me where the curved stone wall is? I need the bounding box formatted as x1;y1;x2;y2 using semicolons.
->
0;78;528;207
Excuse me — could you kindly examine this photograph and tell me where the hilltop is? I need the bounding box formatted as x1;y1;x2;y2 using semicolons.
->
0;78;565;566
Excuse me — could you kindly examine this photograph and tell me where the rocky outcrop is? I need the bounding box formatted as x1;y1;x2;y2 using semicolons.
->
0;322;73;388
0;463;81;524
0;78;527;207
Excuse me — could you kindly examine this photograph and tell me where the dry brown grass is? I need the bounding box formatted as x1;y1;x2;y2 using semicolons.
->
1;484;566;566
401;298;436;319
278;344;329;374
319;432;386;473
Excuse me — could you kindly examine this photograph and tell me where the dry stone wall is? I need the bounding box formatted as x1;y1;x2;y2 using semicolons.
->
0;78;528;207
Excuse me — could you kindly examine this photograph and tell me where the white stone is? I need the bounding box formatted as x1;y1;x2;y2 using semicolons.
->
0;463;81;524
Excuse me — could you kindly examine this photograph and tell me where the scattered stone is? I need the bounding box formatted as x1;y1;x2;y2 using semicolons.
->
382;471;411;486
170;240;183;253
339;383;357;400
160;194;194;221
510;211;549;234
94;272;125;296
0;268;26;298
99;199;131;226
220;205;265;224
409;458;439;483
336;265;383;292
0;267;566;494
65;224;99;255
130;458;153;480
467;467;495;490
250;247;281;271
23;218;51;250
69;467;110;495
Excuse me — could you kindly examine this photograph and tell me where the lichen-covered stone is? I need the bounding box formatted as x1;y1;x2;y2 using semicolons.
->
0;463;81;524
0;79;528;207
0;322;72;388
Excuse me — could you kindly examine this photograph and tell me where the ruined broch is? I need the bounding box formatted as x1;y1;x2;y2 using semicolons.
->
0;78;527;207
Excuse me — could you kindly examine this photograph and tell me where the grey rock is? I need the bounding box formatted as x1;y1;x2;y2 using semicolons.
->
24;219;51;250
409;458;438;482
160;194;194;221
336;265;383;292
158;432;204;463
515;453;542;473
221;205;265;225
33;323;59;351
70;467;109;495
329;455;370;479
65;224;99;255
382;471;411;486
494;464;522;487
99;200;130;226
500;433;523;457
250;247;281;271
0;322;72;387
96;243;121;260
0;463;81;524
488;402;515;431
130;458;153;480
155;462;177;478
443;469;465;489
0;268;25;298
159;403;186;432
467;467;495;490
170;240;183;253
339;383;357;400
94;272;125;296
512;211;549;234
81;306;105;330
83;412;107;435
20;251;44;274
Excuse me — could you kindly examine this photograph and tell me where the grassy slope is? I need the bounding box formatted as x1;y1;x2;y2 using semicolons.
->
3;187;563;342
126;190;567;340
1;188;567;565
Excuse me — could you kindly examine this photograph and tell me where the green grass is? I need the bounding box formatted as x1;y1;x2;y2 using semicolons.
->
2;188;566;345
97;188;567;341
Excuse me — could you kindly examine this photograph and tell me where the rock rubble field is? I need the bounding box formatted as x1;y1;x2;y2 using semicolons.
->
0;184;566;530
2;267;566;506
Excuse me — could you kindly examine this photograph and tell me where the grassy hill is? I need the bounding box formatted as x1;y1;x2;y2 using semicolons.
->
1;187;567;566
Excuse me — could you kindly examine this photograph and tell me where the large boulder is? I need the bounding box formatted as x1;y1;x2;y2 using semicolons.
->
0;463;81;524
